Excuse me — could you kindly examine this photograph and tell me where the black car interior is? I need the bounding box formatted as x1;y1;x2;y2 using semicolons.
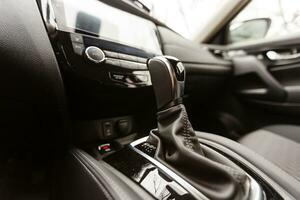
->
0;0;299;199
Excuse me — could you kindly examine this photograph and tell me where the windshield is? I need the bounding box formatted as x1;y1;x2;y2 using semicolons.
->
139;0;224;40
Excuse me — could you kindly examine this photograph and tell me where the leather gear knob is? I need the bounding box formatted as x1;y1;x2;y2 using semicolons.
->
148;56;185;110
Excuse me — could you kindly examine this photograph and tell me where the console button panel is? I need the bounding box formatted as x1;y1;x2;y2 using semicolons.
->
74;116;134;142
72;42;85;55
70;33;83;43
109;71;150;86
60;31;156;88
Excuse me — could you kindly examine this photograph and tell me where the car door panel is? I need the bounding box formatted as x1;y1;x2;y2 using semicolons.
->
233;56;286;101
228;35;300;115
271;61;300;103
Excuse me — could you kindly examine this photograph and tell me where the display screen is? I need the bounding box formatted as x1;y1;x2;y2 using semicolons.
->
51;0;162;54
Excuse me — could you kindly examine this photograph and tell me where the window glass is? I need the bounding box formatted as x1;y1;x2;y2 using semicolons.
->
229;0;300;44
141;0;224;40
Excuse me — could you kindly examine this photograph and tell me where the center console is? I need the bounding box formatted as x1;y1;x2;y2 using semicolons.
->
103;56;288;200
104;135;285;200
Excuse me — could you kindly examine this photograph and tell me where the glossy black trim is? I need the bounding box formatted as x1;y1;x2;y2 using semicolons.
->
104;146;196;200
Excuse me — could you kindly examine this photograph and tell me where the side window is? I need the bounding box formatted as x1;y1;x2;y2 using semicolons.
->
227;0;300;44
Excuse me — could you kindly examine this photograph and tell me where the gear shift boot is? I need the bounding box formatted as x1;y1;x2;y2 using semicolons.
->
149;104;250;199
147;56;250;199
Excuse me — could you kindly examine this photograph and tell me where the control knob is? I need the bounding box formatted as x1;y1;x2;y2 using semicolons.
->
84;46;105;64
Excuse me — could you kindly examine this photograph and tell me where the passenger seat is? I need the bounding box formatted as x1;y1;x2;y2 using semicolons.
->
239;125;300;181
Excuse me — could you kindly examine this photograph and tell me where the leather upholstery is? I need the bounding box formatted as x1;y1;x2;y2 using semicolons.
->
149;104;250;200
239;125;300;182
54;148;154;200
0;0;70;199
264;125;300;143
196;131;300;199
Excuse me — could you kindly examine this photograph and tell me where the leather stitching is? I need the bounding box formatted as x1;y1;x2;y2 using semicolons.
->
182;108;194;150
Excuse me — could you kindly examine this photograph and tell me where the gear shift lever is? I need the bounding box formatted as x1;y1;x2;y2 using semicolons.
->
148;56;185;110
148;56;250;200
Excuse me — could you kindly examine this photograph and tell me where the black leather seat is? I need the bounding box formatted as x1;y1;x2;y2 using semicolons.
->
239;125;300;182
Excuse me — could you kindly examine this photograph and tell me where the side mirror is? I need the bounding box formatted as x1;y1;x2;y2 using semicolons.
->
227;18;271;44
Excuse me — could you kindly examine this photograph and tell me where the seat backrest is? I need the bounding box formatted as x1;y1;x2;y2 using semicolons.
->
0;0;70;158
0;1;71;199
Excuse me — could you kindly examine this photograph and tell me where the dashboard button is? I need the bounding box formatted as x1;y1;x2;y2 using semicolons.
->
72;42;84;55
134;74;148;82
103;50;118;58
102;121;113;138
105;58;120;67
136;57;147;63
110;73;125;81
117;119;129;134
98;143;112;154
120;60;137;69
118;53;138;62
135;63;147;70
85;46;105;63
70;34;83;43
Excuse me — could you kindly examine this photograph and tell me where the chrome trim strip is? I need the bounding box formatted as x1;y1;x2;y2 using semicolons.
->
248;176;266;200
131;136;266;200
266;50;300;61
130;136;208;200
130;136;148;146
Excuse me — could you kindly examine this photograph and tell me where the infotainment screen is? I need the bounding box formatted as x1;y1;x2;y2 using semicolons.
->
51;0;162;54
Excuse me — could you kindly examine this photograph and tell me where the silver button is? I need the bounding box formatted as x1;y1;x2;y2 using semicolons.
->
110;73;125;81
120;60;136;69
85;46;105;64
103;50;118;58
135;75;148;82
72;42;84;55
105;58;120;67
70;34;83;43
136;57;147;63
118;53;138;62
135;63;147;70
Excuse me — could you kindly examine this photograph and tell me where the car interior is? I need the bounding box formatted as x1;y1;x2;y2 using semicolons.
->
0;0;299;199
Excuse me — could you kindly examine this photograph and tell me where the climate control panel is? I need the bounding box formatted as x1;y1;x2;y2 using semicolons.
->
59;31;155;88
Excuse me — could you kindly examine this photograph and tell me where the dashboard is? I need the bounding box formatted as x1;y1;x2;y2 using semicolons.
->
39;0;165;141
41;0;162;89
38;0;231;142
